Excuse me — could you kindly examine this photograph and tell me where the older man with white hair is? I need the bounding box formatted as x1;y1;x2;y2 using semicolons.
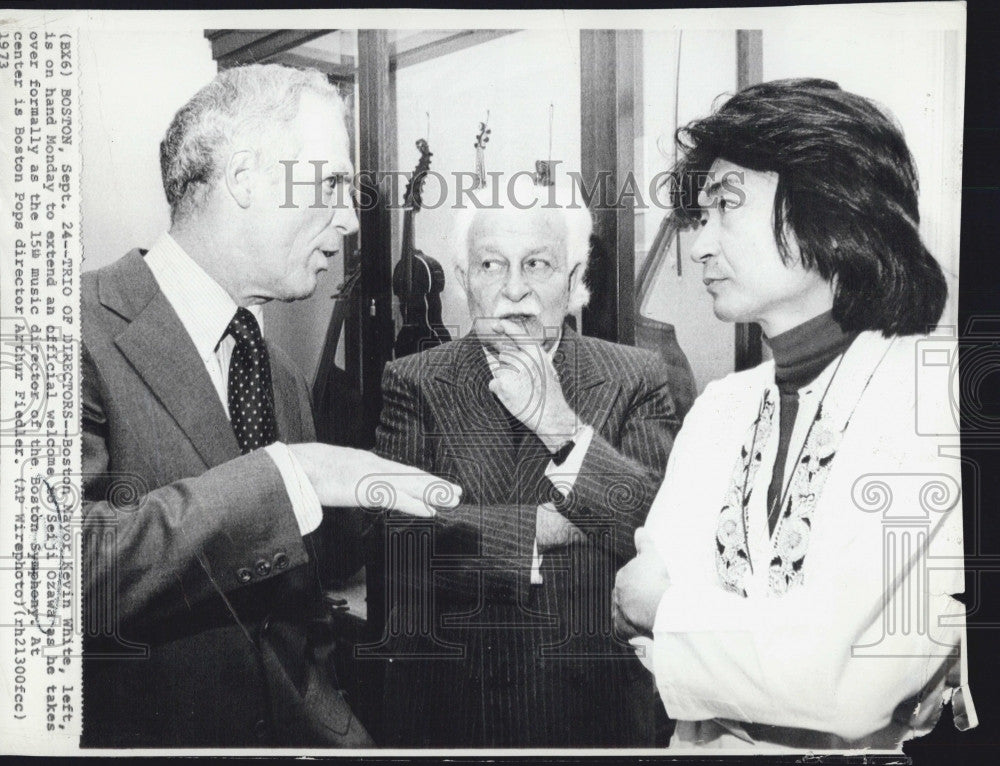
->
372;177;691;747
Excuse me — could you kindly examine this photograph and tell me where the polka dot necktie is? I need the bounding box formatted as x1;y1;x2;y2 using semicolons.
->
227;307;278;454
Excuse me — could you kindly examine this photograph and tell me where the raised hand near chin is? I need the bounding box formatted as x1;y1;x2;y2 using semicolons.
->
486;319;577;453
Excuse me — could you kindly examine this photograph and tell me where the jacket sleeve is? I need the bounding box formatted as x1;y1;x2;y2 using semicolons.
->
646;533;963;741
638;365;966;742
559;350;678;564
81;340;308;631
375;361;535;603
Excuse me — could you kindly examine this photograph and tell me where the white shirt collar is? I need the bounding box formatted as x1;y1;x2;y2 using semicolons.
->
143;232;263;360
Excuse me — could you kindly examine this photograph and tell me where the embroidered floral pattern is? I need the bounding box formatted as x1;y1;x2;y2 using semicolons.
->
715;394;848;598
768;404;844;592
714;340;895;599
716;390;774;597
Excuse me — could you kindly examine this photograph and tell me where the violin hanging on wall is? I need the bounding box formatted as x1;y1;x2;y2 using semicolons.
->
391;138;452;358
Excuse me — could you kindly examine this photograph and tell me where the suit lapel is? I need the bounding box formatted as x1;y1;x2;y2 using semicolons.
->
104;251;240;469
432;333;516;453
553;327;621;435
427;329;623;504
425;334;519;501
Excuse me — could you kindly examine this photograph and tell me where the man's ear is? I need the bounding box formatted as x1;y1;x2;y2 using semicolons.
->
567;261;582;298
224;149;257;209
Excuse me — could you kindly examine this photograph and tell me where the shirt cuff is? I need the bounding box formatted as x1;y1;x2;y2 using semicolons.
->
544;424;595;495
264;442;323;536
531;538;544;585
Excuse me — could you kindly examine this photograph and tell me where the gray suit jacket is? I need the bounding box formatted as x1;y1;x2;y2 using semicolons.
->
371;328;681;747
80;249;369;747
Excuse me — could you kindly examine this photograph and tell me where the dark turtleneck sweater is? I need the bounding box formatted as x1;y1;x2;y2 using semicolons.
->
764;311;858;534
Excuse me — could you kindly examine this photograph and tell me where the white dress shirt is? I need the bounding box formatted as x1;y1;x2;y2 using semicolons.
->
483;341;595;584
144;232;322;536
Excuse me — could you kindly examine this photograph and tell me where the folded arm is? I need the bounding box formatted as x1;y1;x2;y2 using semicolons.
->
376;362;537;603
645;562;962;741
555;352;678;563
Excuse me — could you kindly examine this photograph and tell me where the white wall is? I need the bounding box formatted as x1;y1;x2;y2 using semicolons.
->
79;29;216;270
637;30;739;392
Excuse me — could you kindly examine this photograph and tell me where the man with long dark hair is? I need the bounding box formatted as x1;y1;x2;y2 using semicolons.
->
614;79;973;750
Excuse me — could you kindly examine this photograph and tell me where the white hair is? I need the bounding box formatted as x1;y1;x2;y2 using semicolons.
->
159;64;345;223
453;173;593;312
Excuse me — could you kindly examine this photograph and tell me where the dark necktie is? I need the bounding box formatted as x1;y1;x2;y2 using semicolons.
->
227;307;277;454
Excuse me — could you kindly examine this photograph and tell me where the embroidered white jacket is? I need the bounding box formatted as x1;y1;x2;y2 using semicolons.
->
633;331;973;750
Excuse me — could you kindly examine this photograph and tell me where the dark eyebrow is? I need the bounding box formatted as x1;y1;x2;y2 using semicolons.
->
700;180;724;202
694;180;727;218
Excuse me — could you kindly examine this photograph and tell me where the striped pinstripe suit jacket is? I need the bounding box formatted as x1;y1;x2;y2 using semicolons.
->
371;327;681;747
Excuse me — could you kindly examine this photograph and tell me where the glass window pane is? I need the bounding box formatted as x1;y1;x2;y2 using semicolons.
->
634;30;738;393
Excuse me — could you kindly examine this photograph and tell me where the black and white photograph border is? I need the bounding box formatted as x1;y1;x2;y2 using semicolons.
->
0;2;997;763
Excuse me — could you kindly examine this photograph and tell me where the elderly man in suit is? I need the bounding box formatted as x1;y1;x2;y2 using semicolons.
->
371;178;693;747
80;64;458;748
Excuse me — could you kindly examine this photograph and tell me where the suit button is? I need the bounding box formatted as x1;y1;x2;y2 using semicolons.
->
254;559;271;577
273;552;289;571
237;568;253;583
